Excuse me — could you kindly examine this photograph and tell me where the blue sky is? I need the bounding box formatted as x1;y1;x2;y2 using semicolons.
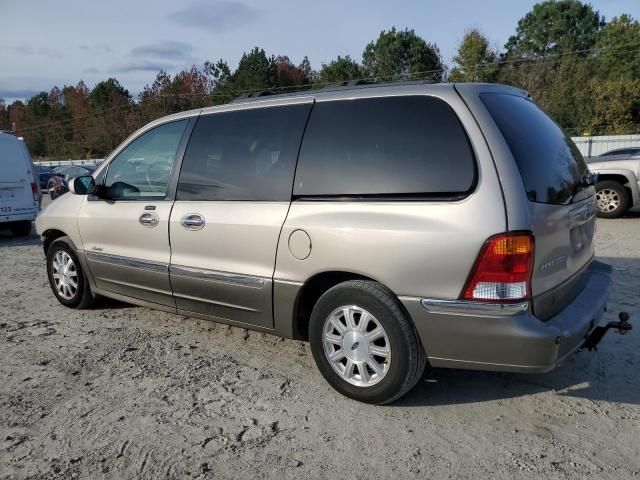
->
1;0;639;102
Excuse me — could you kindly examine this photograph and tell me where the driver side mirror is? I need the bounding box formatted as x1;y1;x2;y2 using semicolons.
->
69;175;96;195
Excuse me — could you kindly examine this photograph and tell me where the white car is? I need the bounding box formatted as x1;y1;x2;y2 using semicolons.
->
0;132;40;236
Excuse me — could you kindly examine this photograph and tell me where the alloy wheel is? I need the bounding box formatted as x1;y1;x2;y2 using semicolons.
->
51;250;78;300
597;188;621;213
322;305;391;387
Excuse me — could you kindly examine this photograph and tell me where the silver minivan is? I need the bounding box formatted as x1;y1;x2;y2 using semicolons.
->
35;82;630;404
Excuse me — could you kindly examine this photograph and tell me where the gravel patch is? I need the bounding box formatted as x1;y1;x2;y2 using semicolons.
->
1;212;639;479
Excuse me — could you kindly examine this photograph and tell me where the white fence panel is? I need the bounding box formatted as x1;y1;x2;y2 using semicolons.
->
571;134;640;158
34;159;104;167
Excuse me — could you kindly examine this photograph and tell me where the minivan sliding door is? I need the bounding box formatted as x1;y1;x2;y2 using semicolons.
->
169;100;313;328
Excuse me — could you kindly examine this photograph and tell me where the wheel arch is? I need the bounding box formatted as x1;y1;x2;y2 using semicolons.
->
291;270;411;341
42;229;72;254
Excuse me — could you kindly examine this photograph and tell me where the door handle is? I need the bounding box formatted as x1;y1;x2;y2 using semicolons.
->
181;213;205;230
139;212;159;227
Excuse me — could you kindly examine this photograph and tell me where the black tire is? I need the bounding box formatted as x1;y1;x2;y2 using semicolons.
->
309;280;427;404
596;180;630;219
46;236;95;309
10;221;32;237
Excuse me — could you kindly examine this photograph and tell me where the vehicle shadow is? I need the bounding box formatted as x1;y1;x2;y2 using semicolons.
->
92;297;134;310
397;356;639;407
0;229;41;247
397;254;640;407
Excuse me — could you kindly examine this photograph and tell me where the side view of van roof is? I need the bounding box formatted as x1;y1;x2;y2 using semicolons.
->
36;82;630;404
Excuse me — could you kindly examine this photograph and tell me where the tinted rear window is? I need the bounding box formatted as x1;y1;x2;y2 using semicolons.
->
481;93;589;205
293;96;476;197
177;104;311;201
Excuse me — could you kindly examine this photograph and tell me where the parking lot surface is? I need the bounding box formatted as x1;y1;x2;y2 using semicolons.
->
1;212;639;479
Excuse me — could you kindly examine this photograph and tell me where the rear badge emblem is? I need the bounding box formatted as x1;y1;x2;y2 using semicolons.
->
540;255;567;272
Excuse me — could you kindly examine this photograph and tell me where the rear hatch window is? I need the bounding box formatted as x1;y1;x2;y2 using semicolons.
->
480;92;596;319
480;93;589;205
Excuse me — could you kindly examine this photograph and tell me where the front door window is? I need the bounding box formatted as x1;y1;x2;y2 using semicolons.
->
104;119;188;199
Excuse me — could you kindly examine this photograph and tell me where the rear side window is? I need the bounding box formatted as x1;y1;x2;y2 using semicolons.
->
293;96;476;197
481;93;589;205
177;104;312;201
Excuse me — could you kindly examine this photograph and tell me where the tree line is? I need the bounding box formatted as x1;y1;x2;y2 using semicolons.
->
1;0;639;159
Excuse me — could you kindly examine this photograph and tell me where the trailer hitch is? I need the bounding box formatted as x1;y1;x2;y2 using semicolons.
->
582;312;632;351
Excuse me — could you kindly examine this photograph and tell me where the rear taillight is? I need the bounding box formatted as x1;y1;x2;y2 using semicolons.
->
462;232;534;302
31;182;38;201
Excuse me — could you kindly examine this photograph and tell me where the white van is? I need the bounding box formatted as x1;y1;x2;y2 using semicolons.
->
0;132;40;236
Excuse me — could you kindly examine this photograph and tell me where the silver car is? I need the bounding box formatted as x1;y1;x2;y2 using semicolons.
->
35;83;630;404
587;148;640;218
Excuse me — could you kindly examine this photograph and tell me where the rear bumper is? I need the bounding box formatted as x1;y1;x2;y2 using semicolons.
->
401;260;613;373
1;211;37;224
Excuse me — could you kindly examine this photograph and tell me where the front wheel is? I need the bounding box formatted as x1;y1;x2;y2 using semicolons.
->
46;236;95;309
309;280;426;404
596;181;630;219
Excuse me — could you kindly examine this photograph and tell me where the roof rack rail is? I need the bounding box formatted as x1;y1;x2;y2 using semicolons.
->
229;78;441;104
230;84;315;103
322;79;380;89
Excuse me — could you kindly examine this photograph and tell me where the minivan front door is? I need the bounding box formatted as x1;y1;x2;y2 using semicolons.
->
78;119;189;308
168;101;313;328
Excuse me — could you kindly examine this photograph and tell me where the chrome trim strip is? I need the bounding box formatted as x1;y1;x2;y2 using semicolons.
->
98;277;172;295
169;265;266;288
421;298;529;316
172;292;260;312
274;279;304;286
86;252;168;273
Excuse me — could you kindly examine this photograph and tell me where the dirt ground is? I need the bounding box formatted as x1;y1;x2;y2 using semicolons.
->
1;209;639;480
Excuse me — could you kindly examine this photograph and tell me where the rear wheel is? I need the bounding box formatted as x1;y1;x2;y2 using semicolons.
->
46;236;95;309
309;280;426;404
596;181;629;219
10;221;32;237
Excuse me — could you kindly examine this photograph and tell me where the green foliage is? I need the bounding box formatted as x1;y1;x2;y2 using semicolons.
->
362;27;445;81
232;47;278;92
498;1;639;135
25;92;50;119
299;56;314;83
0;99;9;131
531;57;595;131
587;78;640;134
504;0;604;58
89;78;130;112
23;92;52;156
595;15;640;79
450;29;498;82
318;56;362;83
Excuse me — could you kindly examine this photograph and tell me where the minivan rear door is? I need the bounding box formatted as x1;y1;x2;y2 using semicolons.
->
477;91;596;319
0;134;36;217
